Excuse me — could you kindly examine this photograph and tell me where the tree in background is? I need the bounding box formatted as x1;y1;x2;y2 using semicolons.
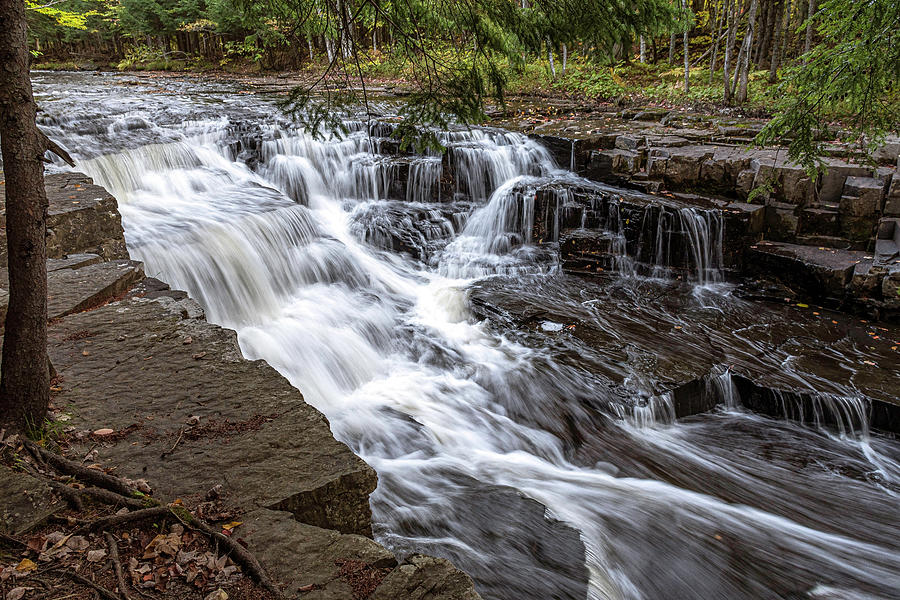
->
756;0;900;172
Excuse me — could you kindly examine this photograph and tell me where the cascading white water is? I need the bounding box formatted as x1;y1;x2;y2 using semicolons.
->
38;72;900;600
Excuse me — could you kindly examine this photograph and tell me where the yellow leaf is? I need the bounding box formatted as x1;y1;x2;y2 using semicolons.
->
222;521;243;531
16;558;37;572
796;303;809;308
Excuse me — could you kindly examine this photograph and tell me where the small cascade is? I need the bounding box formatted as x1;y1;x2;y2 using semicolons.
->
647;206;724;284
630;392;677;428
770;390;871;438
706;365;741;410
442;129;556;201
406;158;443;203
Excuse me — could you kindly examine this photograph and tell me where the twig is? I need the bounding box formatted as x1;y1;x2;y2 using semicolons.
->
161;428;184;458
104;532;132;600
61;569;120;600
82;443;98;464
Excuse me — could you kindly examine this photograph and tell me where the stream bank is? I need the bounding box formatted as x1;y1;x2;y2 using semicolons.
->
0;171;482;599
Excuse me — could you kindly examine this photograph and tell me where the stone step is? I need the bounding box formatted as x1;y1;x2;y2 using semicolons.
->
0;257;143;325
48;278;378;536
748;241;869;300
47;259;145;320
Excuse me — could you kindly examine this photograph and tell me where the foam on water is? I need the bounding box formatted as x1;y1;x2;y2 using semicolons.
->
38;73;900;600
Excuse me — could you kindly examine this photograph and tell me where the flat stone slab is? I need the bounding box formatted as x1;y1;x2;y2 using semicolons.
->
48;279;377;536
0;464;64;535
47;259;144;320
749;241;869;298
48;253;103;272
0;257;141;325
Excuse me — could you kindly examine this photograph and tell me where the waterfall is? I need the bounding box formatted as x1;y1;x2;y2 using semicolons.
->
40;71;900;600
648;205;724;285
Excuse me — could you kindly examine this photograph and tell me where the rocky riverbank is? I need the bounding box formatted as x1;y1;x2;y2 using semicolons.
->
0;171;482;599
491;104;900;320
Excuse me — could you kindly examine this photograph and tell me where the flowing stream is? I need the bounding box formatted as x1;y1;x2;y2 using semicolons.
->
32;72;900;600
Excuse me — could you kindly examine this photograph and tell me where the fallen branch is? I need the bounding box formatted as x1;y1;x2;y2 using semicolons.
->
26;442;140;498
40;131;75;167
74;506;171;536
104;532;132;600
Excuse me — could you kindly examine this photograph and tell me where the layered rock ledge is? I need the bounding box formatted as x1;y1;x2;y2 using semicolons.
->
0;171;481;599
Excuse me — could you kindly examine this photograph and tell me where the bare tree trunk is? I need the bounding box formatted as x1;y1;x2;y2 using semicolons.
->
0;0;71;432
768;0;787;82
736;0;759;103
723;0;737;103
682;0;690;92
669;33;676;63
562;43;567;74
547;38;556;77
710;0;726;82
804;0;816;54
639;35;646;63
308;36;314;60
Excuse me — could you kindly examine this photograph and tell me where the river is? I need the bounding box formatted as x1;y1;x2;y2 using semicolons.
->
32;71;900;600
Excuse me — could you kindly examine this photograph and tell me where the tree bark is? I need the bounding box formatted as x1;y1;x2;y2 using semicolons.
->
768;0;787;82
0;0;71;432
709;0;726;82
736;0;759;103
723;0;737;103
803;0;816;55
639;35;646;63
669;32;676;63
682;0;690;92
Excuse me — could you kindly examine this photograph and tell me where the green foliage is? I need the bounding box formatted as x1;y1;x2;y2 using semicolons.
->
756;0;900;174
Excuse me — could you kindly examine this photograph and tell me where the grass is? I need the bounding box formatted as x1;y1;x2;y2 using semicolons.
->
505;57;780;113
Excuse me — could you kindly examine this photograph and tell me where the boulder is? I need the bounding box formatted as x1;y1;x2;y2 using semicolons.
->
372;555;481;600
764;201;800;241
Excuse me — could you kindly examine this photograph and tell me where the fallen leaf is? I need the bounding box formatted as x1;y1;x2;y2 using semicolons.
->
65;536;89;551
93;428;114;436
221;521;242;531
204;589;228;600
87;549;107;562
7;587;32;600
15;559;37;573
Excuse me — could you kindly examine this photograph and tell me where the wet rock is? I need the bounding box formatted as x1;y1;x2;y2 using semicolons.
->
817;162;872;205
748;241;866;302
764;201;800;241
242;508;397;598
883;266;900;309
799;208;840;238
840;176;883;217
849;260;883;298
372;555;481;600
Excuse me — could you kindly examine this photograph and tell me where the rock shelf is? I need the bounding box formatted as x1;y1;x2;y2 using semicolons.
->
0;171;482;599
